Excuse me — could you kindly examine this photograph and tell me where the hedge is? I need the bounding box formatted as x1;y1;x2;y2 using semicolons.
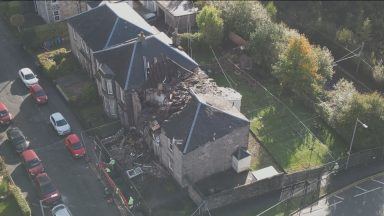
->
8;184;31;216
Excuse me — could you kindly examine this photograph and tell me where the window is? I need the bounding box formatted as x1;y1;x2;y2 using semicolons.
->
106;80;113;95
53;10;60;21
168;141;173;152
110;100;117;116
120;87;125;103
168;158;173;171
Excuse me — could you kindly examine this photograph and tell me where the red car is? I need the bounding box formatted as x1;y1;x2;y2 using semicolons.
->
29;84;48;104
21;149;44;178
34;173;61;205
64;134;86;158
0;102;12;125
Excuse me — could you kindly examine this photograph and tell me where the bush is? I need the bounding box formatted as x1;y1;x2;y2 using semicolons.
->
9;184;31;216
372;62;384;84
196;5;224;47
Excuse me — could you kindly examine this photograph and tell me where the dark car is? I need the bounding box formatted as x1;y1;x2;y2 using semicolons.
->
34;173;61;206
6;127;29;153
29;84;48;104
0;102;12;125
21;149;44;178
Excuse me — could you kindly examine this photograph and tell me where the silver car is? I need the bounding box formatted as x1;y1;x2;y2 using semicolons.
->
51;204;72;216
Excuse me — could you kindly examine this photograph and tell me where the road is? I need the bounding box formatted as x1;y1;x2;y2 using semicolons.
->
293;172;384;216
0;19;119;215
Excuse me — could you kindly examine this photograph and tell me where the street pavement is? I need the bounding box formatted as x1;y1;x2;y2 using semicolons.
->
0;18;119;215
293;172;384;216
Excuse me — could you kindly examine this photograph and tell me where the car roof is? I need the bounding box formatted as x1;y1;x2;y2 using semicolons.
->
51;112;64;121
0;102;6;110
8;127;23;137
20;68;33;75
67;134;80;143
22;149;39;161
30;84;43;91
52;204;72;216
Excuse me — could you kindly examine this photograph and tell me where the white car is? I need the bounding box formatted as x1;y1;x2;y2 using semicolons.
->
50;112;71;136
18;68;39;87
51;204;72;216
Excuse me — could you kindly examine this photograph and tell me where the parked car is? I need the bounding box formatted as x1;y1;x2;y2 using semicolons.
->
34;173;61;205
21;149;44;178
29;84;48;104
51;204;73;216
50;112;71;136
18;68;39;87
0;102;12;125
64;133;86;158
6;127;29;153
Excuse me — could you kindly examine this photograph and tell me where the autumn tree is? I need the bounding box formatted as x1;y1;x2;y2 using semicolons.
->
272;35;322;99
196;5;223;47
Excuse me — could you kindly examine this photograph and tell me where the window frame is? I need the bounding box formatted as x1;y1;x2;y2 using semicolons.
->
168;158;173;171
53;10;60;21
106;79;113;95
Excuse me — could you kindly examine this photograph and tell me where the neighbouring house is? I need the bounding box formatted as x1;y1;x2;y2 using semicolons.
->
33;0;87;23
86;0;133;11
93;31;198;120
138;0;198;32
67;1;157;78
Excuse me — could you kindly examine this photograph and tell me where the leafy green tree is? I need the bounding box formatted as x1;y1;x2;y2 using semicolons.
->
212;1;270;39
313;46;335;83
336;28;355;47
372;61;384;84
196;5;223;47
272;35;322;99
248;22;286;71
10;14;24;32
265;1;277;20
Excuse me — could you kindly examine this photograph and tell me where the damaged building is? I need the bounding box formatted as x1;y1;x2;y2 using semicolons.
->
68;1;252;189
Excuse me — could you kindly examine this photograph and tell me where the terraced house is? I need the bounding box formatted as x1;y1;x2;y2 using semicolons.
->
34;0;87;23
67;1;252;188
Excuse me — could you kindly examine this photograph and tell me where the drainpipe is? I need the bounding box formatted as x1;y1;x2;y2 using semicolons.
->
44;0;50;23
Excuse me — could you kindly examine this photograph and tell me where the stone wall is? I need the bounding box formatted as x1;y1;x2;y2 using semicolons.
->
183;126;249;184
204;174;284;210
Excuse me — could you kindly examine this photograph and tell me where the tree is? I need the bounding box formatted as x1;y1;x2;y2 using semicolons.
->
212;1;271;39
248;22;286;71
372;61;384;84
10;14;24;32
272;35;321;99
313;46;335;83
336;28;355;47
265;1;277;20
196;5;223;47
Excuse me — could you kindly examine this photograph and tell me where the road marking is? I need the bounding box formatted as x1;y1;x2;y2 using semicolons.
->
353;187;382;197
328;200;343;208
333;195;344;200
355;185;367;191
371;179;384;185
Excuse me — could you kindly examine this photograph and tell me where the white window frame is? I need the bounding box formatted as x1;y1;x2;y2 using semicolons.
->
110;100;117;116
53;10;60;21
106;80;113;95
169;139;173;152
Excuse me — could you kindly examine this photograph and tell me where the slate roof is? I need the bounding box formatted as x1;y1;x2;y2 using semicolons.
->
67;2;155;51
163;91;249;154
94;32;198;89
157;1;198;17
86;0;103;9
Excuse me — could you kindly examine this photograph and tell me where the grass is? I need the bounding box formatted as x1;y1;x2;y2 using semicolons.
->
208;55;347;173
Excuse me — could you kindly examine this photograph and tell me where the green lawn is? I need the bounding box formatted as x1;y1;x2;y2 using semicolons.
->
208;58;347;173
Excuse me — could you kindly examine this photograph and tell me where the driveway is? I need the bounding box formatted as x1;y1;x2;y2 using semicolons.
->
0;19;119;216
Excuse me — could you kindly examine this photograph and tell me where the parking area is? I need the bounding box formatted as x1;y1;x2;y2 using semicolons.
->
0;18;119;216
293;173;384;216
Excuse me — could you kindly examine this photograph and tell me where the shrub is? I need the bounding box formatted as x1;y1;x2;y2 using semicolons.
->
196;5;224;47
372;62;384;84
9;184;31;216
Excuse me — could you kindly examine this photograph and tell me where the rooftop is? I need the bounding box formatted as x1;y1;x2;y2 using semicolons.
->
157;1;198;17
